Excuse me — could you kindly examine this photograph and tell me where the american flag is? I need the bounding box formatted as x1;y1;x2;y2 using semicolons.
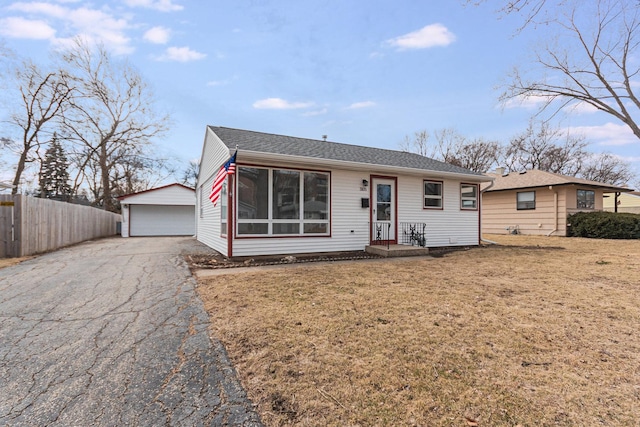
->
209;151;237;206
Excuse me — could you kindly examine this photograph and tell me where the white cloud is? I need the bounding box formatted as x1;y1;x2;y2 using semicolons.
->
0;17;56;39
502;94;549;110
253;98;315;110
302;108;328;117
569;122;637;146
143;26;170;44
8;2;67;18
347;101;376;109
565;101;599;114
156;46;206;62
386;23;456;51
6;2;133;54
123;0;183;12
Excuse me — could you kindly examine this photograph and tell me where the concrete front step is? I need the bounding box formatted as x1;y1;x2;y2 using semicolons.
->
365;244;429;258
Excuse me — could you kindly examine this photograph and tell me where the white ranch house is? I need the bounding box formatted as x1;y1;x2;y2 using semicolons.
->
196;127;492;257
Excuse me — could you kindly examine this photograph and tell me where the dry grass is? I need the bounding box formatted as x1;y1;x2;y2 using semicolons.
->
0;257;30;269
196;235;640;426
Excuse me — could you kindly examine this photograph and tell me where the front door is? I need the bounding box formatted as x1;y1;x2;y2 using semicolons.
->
371;177;396;243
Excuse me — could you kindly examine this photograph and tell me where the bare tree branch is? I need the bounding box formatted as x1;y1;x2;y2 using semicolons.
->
59;38;170;211
5;61;73;194
499;0;640;140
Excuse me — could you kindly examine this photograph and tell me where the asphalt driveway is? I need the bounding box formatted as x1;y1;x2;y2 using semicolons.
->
0;237;262;426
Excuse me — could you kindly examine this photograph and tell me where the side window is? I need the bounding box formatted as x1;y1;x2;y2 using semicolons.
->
424;180;443;209
577;189;595;209
460;183;478;210
517;191;536;210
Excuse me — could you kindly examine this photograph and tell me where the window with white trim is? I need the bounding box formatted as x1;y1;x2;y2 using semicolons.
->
517;191;536;210
237;166;329;236
423;180;443;209
460;183;478;210
577;189;595;209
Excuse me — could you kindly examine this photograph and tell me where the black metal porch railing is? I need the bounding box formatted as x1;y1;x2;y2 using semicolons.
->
400;222;426;247
371;222;391;249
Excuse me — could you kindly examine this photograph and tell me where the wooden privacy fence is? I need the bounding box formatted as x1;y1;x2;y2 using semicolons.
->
0;195;121;258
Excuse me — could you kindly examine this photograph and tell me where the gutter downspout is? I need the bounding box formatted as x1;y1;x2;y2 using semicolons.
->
547;186;558;236
480;178;498;245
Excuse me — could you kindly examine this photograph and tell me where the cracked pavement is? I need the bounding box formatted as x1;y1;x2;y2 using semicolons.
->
0;237;262;426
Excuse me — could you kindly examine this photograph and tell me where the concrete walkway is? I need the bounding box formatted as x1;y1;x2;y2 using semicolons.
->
0;237;262;426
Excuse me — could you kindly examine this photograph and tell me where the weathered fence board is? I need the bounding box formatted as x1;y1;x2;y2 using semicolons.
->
0;195;121;258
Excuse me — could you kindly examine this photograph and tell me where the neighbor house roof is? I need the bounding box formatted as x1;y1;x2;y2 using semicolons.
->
484;169;632;193
209;126;487;178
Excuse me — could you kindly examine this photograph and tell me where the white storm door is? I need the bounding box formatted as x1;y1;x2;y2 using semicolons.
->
372;178;396;242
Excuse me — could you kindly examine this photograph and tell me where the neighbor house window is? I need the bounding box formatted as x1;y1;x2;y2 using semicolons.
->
460;184;478;210
220;180;228;235
577;189;595;209
237;166;330;236
517;191;536;210
424;180;443;209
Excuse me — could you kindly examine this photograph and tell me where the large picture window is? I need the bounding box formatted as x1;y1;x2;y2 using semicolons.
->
460;183;478;210
577;189;595;209
517;191;536;210
424;180;443;209
237;166;329;236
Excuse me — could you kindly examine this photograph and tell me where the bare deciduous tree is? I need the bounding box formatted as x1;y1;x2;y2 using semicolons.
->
498;0;640;141
399;130;431;157
401;128;502;173
502;120;588;175
60;39;169;211
581;153;634;186
181;159;200;189
4;61;73;195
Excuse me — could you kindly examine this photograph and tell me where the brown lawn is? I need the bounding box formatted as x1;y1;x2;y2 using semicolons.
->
195;235;640;426
0;257;29;269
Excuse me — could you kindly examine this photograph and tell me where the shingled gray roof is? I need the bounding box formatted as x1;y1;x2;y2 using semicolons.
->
209;126;484;177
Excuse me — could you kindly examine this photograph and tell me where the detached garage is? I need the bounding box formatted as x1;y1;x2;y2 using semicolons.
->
119;183;196;237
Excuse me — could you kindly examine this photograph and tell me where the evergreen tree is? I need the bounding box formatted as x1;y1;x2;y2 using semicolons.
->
39;134;72;201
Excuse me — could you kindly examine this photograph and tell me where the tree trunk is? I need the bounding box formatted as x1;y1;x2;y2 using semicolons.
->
11;150;29;195
100;143;110;211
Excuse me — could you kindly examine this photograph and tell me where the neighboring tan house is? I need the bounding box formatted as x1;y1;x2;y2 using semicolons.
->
482;169;632;236
196;126;492;257
603;191;640;214
118;183;196;237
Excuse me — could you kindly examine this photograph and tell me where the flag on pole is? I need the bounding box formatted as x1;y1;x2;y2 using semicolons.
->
209;151;237;206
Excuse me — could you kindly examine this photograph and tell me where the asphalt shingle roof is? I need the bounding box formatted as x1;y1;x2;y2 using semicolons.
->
209;126;485;177
484;169;632;192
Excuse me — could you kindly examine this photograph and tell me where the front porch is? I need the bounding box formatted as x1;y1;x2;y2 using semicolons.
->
365;244;429;258
366;222;429;257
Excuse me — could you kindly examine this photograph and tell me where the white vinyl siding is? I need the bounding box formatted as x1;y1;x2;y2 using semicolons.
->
196;132;233;256
398;176;479;246
231;171;481;256
196;129;484;256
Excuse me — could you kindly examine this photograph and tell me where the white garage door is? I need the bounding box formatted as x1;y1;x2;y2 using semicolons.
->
129;204;195;236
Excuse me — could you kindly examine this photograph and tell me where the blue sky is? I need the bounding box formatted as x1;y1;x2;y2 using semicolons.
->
1;0;638;182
